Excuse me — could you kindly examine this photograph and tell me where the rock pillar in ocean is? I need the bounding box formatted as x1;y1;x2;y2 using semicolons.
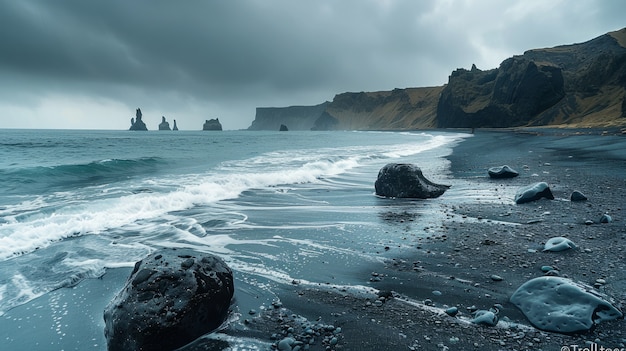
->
103;249;234;351
203;118;223;131
129;108;148;131
173;119;179;131
279;124;289;131
375;163;450;198
158;116;171;130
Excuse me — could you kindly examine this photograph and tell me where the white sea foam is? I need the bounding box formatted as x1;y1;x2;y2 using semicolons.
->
0;133;465;260
0;131;469;317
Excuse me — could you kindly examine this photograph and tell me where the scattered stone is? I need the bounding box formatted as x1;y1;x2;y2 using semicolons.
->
514;182;554;204
570;190;588;201
490;274;504;281
103;249;234;351
445;307;459;317
277;337;296;350
374;163;450;199
585;220;594;225
510;276;623;333
488;165;519;179
599;214;612;223
471;310;498;326
540;265;555;273
543;237;577;252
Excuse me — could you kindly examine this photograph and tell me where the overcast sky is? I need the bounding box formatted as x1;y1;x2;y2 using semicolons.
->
0;0;624;130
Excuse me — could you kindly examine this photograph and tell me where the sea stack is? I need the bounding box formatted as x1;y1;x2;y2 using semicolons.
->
173;119;179;131
158;116;171;131
203;118;223;131
129;108;148;131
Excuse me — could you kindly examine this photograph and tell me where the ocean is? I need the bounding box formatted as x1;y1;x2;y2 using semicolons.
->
0;129;471;350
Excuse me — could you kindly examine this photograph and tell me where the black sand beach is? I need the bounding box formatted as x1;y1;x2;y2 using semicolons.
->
242;129;626;351
1;130;624;351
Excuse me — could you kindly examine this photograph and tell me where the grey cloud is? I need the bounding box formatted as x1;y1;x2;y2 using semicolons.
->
0;0;624;129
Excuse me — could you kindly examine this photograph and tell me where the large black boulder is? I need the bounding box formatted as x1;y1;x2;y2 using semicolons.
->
103;249;234;351
375;163;450;199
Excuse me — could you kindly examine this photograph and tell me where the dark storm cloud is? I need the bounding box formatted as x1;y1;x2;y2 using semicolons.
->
0;0;624;129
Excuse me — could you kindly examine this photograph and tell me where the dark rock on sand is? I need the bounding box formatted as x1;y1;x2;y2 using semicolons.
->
510;276;623;334
279;124;288;131
543;236;577;252
103;249;234;351
374;163;450;199
129;108;148;131
487;165;519;178
599;213;613;223
570;190;588;201
159;116;171;131
471;310;498;326
514;182;554;204
203;118;223;131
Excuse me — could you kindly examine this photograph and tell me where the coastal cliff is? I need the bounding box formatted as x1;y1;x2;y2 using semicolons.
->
437;28;626;128
248;28;626;130
249;102;330;131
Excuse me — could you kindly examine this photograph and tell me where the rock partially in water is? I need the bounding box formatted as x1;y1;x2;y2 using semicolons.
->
543;236;577;252
570;190;588;201
203;118;223;131
374;163;450;199
514;182;554;204
510;276;623;333
129;108;148;131
158;116;171;130
488;165;519;179
103;249;234;351
279;124;289;131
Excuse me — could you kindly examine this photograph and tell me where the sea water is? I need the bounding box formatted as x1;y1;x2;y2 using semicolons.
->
0;129;470;350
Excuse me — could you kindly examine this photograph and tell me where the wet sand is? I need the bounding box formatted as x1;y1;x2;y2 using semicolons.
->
246;129;626;351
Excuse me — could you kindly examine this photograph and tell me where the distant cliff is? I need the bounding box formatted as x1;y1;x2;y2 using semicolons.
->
325;87;443;130
248;28;626;130
249;102;330;130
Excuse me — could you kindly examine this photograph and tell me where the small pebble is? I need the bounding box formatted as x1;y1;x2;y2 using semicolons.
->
445;307;458;317
599;214;612;223
490;274;503;281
